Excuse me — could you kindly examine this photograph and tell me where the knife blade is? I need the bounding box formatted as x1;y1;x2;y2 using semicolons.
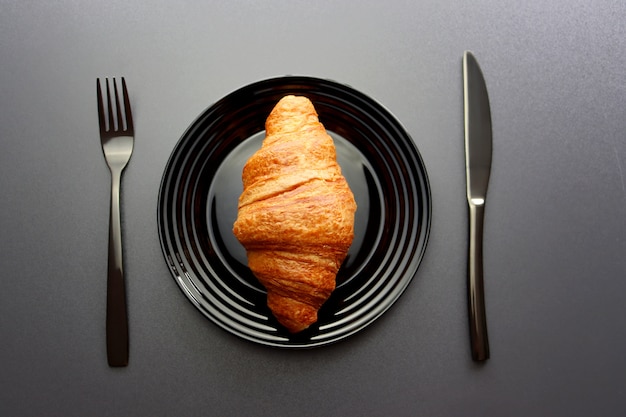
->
463;51;492;362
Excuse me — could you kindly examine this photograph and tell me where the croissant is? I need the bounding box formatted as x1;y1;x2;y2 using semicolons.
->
233;95;357;333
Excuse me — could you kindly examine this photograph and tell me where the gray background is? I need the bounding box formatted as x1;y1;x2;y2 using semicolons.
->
1;0;625;416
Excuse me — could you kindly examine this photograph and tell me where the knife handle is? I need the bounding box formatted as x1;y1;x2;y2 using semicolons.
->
468;201;490;361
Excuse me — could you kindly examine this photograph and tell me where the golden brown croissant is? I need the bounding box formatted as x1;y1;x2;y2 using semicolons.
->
233;95;357;333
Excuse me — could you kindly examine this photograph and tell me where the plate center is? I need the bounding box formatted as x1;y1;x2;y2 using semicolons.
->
208;130;379;292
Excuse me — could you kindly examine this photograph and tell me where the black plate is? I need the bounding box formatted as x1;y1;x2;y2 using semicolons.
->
157;76;431;348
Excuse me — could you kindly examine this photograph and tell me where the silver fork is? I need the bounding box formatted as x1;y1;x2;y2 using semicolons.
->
97;77;134;367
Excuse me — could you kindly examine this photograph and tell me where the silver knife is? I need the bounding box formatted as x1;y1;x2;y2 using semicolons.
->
463;51;492;362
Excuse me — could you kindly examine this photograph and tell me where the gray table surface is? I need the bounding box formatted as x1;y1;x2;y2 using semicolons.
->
1;1;625;416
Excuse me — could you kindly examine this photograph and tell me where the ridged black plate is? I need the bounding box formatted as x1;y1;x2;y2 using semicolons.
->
157;76;431;347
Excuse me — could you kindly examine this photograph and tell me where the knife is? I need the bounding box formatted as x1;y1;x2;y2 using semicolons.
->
463;51;492;362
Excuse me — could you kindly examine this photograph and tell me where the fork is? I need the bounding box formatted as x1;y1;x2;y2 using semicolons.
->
97;77;134;367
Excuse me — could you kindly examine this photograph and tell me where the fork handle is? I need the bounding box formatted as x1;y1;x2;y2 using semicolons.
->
106;169;129;367
468;201;489;362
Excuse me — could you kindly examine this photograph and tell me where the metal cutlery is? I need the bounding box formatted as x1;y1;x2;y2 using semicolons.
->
463;52;492;362
97;77;134;367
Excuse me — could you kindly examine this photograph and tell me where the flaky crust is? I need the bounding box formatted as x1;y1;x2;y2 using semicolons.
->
233;95;357;333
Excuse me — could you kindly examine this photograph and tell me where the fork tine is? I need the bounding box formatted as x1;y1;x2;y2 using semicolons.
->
113;78;124;131
97;79;106;134
106;78;114;132
121;77;133;133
